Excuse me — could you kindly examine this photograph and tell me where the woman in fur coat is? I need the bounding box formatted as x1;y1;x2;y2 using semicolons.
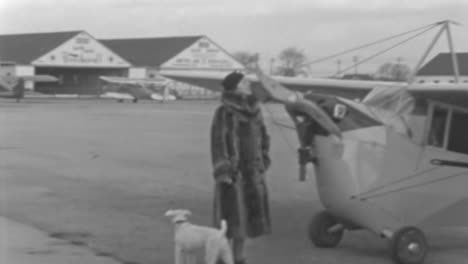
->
211;71;272;264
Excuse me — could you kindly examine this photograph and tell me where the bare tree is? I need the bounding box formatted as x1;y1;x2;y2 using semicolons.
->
232;51;258;73
375;61;411;82
276;47;308;77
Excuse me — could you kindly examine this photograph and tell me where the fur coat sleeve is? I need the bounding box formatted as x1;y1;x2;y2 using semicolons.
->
210;106;236;181
260;113;271;171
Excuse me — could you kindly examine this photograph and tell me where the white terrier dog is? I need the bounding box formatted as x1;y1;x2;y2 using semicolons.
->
165;209;234;264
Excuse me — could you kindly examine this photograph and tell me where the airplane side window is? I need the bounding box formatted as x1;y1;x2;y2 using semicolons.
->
447;110;468;155
428;106;448;148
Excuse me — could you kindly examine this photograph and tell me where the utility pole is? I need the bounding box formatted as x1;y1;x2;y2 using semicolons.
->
352;56;359;75
270;58;275;75
336;59;342;76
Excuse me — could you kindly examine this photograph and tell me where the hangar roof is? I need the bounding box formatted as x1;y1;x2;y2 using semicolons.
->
418;52;468;76
100;36;203;67
0;31;82;64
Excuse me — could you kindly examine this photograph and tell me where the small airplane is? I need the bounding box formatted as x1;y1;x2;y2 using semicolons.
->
99;76;177;103
0;75;58;101
161;21;468;264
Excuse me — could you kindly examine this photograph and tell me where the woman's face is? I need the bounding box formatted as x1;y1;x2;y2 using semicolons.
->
235;77;252;96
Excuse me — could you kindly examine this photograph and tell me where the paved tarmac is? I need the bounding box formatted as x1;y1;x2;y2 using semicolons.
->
1;98;467;264
1;216;121;264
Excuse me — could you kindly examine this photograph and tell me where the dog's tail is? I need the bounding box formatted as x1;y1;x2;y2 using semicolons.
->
220;219;228;235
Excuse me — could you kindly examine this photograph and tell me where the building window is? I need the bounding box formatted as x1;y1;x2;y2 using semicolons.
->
418;80;425;83
76;37;89;44
433;80;440;83
50;55;55;61
198;41;210;48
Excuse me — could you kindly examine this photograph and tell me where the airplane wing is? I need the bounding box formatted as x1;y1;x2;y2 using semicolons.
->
20;75;58;82
99;76;168;86
160;70;399;100
100;76;158;99
0;75;57;91
99;76;176;101
160;70;468;108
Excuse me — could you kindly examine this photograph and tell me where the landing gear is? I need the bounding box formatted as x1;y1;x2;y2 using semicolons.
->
390;226;427;264
133;98;138;103
118;99;124;103
308;211;344;248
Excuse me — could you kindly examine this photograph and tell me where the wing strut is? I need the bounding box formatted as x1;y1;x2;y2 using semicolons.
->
408;20;461;84
445;21;460;83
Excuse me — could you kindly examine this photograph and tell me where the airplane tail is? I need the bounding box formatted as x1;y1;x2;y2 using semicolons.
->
219;219;228;235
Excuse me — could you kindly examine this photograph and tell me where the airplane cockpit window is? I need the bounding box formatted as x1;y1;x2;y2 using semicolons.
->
428;104;468;155
447;110;468;154
428;106;448;148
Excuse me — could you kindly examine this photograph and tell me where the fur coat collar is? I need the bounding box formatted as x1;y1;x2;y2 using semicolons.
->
221;92;261;121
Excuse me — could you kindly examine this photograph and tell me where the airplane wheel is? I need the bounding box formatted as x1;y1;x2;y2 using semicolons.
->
133;98;138;103
308;211;343;248
118;99;124;103
390;226;427;264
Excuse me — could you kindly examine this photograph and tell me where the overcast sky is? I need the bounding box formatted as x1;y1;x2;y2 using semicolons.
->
1;0;467;75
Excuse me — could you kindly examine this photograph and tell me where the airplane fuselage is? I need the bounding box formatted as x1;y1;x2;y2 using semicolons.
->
302;96;468;233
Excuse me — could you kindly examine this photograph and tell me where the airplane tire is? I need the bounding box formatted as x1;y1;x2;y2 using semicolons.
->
308;211;343;248
133;98;138;103
390;226;427;264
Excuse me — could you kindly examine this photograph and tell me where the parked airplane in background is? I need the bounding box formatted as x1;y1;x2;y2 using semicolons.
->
99;76;177;103
161;21;468;264
0;75;58;101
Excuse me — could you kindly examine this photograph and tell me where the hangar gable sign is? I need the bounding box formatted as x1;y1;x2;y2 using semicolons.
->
161;37;244;70
32;32;131;68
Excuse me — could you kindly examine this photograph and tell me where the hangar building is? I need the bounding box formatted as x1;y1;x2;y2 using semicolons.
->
0;31;131;94
0;30;244;94
416;52;468;83
100;35;244;97
100;35;244;78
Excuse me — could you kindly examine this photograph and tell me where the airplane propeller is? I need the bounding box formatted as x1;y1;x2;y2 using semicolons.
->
253;65;342;138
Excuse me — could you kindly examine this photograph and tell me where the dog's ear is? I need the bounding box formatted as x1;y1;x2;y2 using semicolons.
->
164;210;175;217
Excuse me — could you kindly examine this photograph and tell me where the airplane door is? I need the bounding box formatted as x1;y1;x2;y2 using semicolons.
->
412;102;468;225
366;102;468;225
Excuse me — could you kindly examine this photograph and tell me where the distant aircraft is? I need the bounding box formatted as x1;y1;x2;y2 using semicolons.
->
0;75;58;101
161;21;468;264
99;76;177;103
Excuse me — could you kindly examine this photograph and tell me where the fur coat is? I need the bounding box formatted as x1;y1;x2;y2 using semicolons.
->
211;92;272;239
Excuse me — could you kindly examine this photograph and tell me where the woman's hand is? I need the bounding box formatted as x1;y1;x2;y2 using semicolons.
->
216;174;234;184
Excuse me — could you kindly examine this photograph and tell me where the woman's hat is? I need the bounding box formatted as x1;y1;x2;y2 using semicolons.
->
221;71;244;91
